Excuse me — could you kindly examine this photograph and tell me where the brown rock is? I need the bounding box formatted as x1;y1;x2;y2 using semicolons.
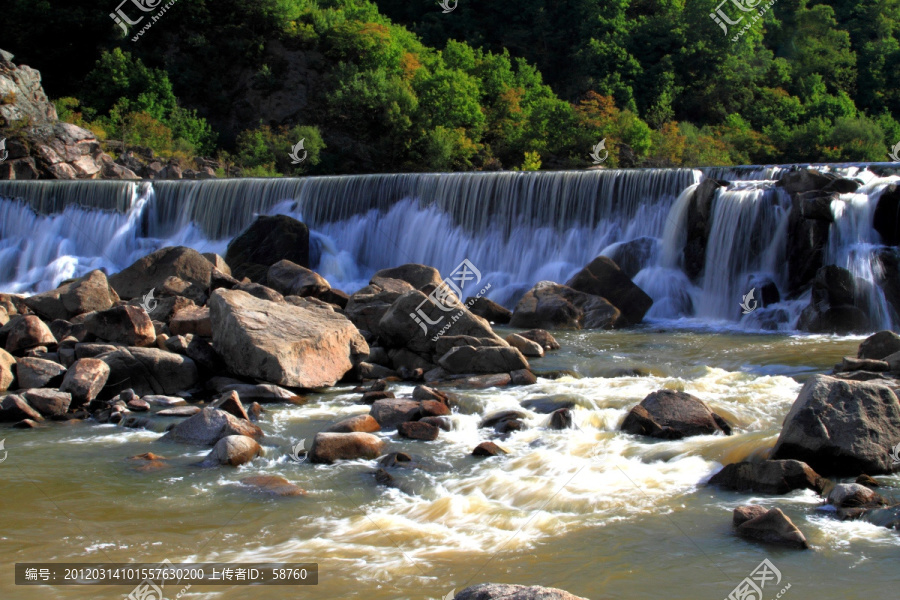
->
23;270;119;320
14;357;66;389
84;305;155;347
156;406;201;417
308;432;386;464
13;418;41;429
735;507;809;549
240;475;306;496
109;246;215;300
398;421;439;440
324;414;381;433
370;399;422;429
565;255;653;323
6;315;57;353
212;390;250;421
267;260;331;297
466;297;512;324
98;347;198;397
209;289;368;389
202;435;262;466
57;358;110;406
160;407;263;446
510;369;538;386
127;398;150;412
510;282;623;330
472;441;509;456
733;505;769;527
0;348;15;391
169;305;212;337
361;390;395;403
225;215;310;282
23;389;72;417
708;460;825;495
455;584;588;600
505;333;545;357
0;394;43;422
438;345;530;375
420;400;450;418
621;390;732;439
371;264;442;290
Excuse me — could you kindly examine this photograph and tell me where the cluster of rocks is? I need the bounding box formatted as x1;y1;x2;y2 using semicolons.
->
111;145;220;180
705;331;900;548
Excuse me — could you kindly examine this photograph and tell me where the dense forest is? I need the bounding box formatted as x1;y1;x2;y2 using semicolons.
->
3;0;900;174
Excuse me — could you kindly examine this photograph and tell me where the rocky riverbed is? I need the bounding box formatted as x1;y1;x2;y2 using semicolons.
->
2;212;900;599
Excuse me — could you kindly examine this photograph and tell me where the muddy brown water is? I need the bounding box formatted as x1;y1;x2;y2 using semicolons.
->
1;329;897;600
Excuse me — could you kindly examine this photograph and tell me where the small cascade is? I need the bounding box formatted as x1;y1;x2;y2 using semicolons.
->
0;166;896;331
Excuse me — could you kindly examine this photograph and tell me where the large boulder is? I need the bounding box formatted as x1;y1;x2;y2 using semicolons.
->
370;398;423;429
621;390;732;439
23;270;119;320
454;584;588;600
466;297;512;324
509;282;623;330
84;305;156;347
5;315;57;353
267;260;331;297
377;290;504;356
708;460;825;495
0;394;43;422
438;346;530;375
683;178;724;281
225;215;310;282
108;246;215;300
798;265;870;335
160;407;263;446
209;289;368;388
858;331;900;360
371;264;442;290
565;256;653;323
874;184;900;245
98;347;199;397
308;432;386;464
771;374;900;475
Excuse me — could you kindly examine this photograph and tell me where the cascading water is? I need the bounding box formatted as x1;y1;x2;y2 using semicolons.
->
0;165;896;331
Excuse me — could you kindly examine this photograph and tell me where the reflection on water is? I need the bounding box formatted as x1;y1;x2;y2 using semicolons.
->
1;330;897;600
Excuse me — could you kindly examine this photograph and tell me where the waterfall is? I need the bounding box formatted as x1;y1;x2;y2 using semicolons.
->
0;166;896;331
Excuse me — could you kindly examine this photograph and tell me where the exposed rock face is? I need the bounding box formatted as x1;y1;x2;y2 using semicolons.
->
0;50;138;180
14;357;66;389
109;246;215;300
23;270;119;320
209;289;368;388
734;507;809;549
604;236;659;279
225;215;310;282
565;256;653;323
344;282;413;332
161;407;263;446
771;375;900;475
308;432;386;464
510;282;623;330
23;389;71;417
708;460;825;495
0;348;15;391
621;390;732;439
798;265;869;335
370;398;424;429
454;584;589;600
683;178;725;281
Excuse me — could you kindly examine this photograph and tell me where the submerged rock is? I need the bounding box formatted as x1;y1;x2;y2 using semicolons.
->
201;435;262;467
454;583;588;600
621;390;731;439
240;475;306;497
308;432;386;464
